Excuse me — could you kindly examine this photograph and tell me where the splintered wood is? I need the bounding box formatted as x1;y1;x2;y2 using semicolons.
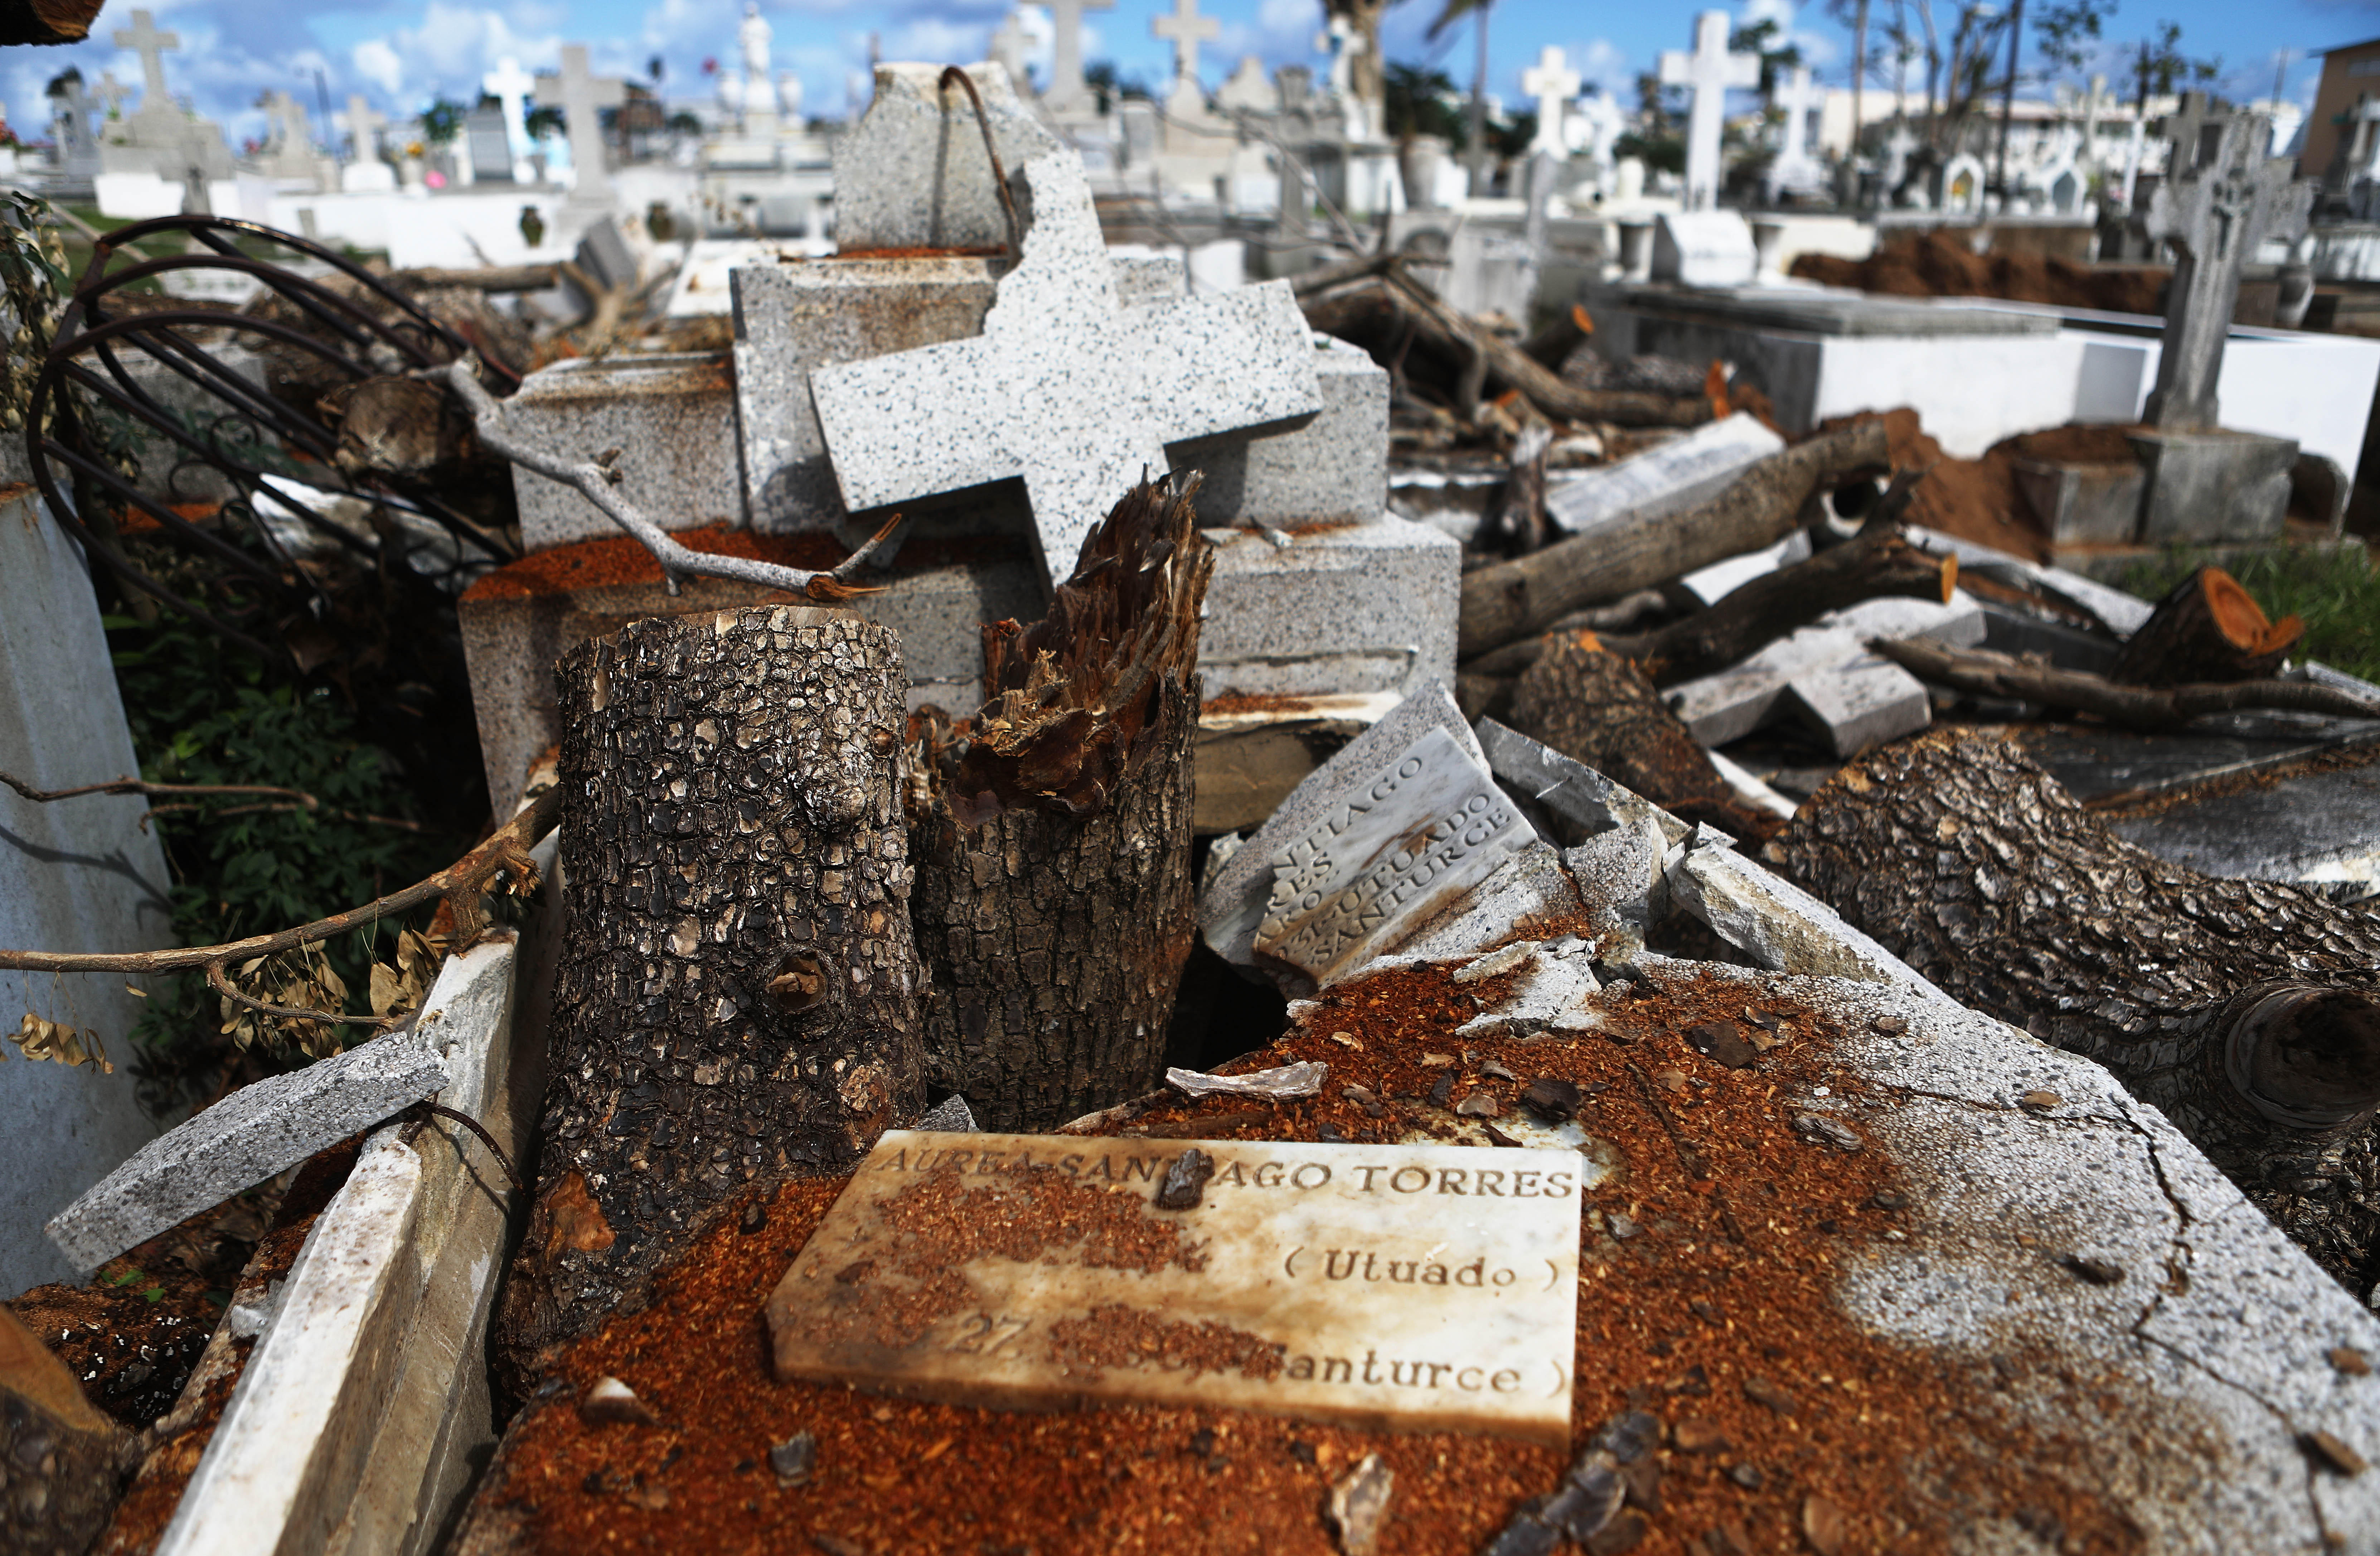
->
764;1130;1584;1447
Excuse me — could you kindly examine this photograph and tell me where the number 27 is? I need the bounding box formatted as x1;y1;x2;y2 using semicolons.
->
945;1312;1031;1356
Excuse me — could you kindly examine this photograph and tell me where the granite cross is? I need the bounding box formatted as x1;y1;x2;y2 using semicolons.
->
1153;0;1220;94
1523;46;1579;158
112;8;178;105
345;94;386;163
1659;11;1761;211
2142;94;2314;430
483;56;538;182
809;153;1322;591
551;43;627;203
1043;0;1116;112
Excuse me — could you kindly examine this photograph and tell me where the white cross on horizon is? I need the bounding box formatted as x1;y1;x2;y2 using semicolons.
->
1152;0;1220;92
1044;0;1116;113
1659;10;1760;211
345;95;386;162
551;44;626;202
483;55;538;181
112;9;178;105
1522;46;1580;159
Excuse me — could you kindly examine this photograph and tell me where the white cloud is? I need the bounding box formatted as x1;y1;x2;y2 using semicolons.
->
354;39;404;96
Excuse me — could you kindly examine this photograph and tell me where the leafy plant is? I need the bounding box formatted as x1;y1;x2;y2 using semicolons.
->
1385;61;1465;145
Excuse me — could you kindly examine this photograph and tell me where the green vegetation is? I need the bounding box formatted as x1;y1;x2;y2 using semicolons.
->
2120;545;2380;685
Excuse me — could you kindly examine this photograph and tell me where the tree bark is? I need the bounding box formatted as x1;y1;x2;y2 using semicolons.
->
907;477;1212;1132
1869;638;2380;729
1509;632;1783;844
496;605;924;1384
1771;729;2380;1291
2110;565;2304;687
1458;420;1891;659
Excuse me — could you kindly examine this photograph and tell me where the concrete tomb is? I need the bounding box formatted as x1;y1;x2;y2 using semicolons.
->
764;1129;1582;1446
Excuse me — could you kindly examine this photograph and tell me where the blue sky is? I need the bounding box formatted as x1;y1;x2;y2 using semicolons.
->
8;0;2369;153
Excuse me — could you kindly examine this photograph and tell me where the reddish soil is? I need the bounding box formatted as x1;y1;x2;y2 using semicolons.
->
1791;231;2167;316
460;963;2145;1556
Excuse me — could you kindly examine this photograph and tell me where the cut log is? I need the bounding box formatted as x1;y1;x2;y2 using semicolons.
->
0;0;106;45
1868;638;2380;728
1509;632;1783;843
1458;420;1891;659
495;605;924;1386
906;477;1212;1132
1771;729;2380;1290
0;1305;129;1555
2109;565;2304;686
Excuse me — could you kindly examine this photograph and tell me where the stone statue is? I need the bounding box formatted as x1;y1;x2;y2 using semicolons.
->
741;3;779;121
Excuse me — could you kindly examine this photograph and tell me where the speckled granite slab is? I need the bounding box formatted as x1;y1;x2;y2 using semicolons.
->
47;1035;450;1272
810;153;1323;588
765;1129;1582;1446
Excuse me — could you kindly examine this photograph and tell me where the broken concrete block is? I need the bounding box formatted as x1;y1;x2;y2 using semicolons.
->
1543;412;1784;538
1661;596;1978;752
506;351;743;552
830;62;1064;253
1474;716;1690;847
1456;936;1603;1038
1783;653;1933;758
47;1035;451;1274
1197;516;1459;700
1662;833;1953;1005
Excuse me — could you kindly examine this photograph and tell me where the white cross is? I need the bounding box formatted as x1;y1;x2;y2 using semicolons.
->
483;56;538;182
112;9;178;104
1575;91;1625;166
810;153;1323;591
1522;46;1580;159
345;95;386;162
1152;0;1219;93
989;12;1029;90
265;91;310;157
548;44;626;202
1658;10;1760;211
1881;121;1918;189
1044;0;1116;113
94;73;131;117
1773;65;1822;168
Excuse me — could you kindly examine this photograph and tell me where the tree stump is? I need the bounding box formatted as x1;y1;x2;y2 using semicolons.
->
495;605;924;1382
2109;565;2303;686
906;477;1212;1132
1770;729;2380;1291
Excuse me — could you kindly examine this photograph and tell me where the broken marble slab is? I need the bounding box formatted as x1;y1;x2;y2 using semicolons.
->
1201;682;1488;969
1906;526;2153;637
1455;937;1603;1040
1542;412;1784;539
1677;528;1812;607
809;153;1323;589
1662;593;1984;755
764;1130;1582;1447
1473;717;1689;849
47;1031;452;1273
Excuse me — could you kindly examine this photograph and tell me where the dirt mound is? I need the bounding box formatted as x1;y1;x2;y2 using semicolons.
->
1792;230;2167;316
1816;407;2046;560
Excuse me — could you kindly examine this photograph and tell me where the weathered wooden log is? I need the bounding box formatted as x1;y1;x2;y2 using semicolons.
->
0;0;105;45
0;1305;130;1555
2110;565;2304;686
386;264;563;294
1771;729;2380;1290
495;605;924;1385
1509;631;1782;842
1302;276;1712;428
1869;638;2380;728
906;477;1212;1132
1458;420;1891;659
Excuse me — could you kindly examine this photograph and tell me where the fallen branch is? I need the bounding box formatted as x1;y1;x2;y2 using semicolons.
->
1869;638;2380;729
387;264;562;294
0;783;562;1016
1458;420;1891;659
427;359;907;600
0;769;431;832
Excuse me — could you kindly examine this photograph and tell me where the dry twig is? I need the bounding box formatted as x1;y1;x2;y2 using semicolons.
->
1870;638;2380;729
0;768;429;832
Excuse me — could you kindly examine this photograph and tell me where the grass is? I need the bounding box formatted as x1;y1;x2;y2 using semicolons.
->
2119;543;2380;685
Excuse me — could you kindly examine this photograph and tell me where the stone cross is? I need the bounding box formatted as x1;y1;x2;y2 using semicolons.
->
1881;122;1917;192
94;72;131;119
260;90;319;180
809;153;1322;590
551;44;626;204
1764;64;1824;201
1152;0;1219;94
2143;95;2315;430
1043;0;1116;114
2078;72;2113;168
988;11;1029;91
1523;47;1579;159
345;94;385;163
112;8;178;106
1659;11;1761;211
1575;91;1625;175
483;56;538;182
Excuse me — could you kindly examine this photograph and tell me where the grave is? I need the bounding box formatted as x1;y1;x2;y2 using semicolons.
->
459;68;1455;818
763;1129;1582;1446
1656;11;1759;212
1543;412;1784;537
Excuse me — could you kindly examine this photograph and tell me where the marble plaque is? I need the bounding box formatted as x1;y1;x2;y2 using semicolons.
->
1253;726;1535;986
766;1131;1581;1447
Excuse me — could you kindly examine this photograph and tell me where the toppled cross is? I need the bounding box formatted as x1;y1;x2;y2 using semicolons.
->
808;152;1324;590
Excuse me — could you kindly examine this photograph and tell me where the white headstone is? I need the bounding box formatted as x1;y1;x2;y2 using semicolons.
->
1765;65;1825;201
1217;55;1278;114
544;44;626;205
1658;11;1760;211
1652;209;1758;285
1044;0;1117;114
1522;46;1580;160
344;94;385;164
482;56;538;183
809;153;1322;589
1940;151;1985;215
1573;91;1626;177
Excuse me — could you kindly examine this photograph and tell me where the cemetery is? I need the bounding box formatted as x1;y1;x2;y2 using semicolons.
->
6;3;2380;1554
